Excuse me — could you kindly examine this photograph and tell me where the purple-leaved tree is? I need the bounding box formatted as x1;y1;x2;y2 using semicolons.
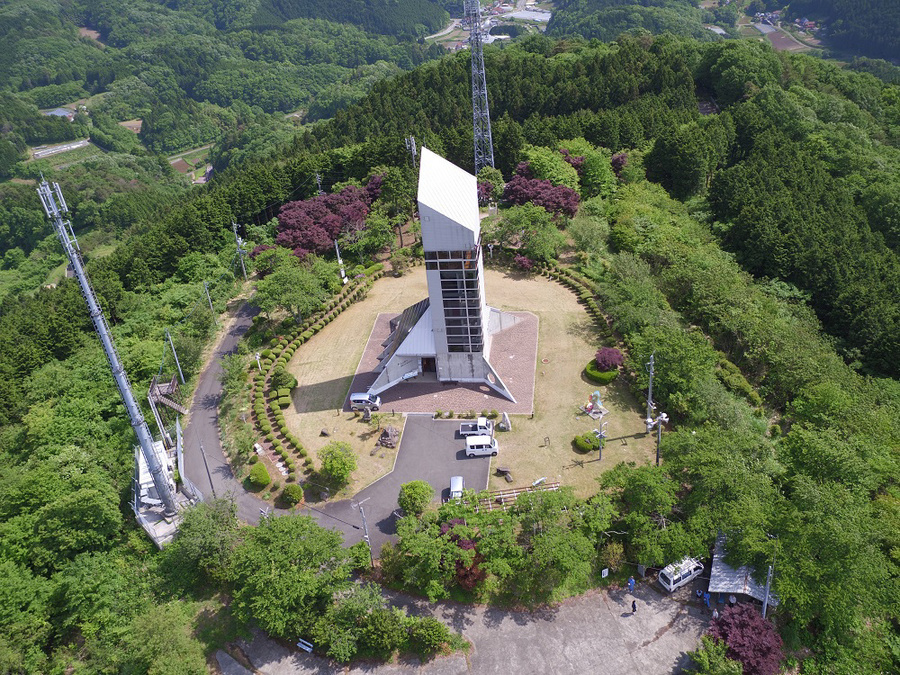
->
708;603;783;675
594;347;624;372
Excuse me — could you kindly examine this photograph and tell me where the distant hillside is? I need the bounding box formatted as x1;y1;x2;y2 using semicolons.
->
252;0;449;38
547;0;725;42
787;0;900;61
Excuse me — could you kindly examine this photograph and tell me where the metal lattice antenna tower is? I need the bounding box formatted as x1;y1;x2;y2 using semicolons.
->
37;180;178;516
465;0;494;174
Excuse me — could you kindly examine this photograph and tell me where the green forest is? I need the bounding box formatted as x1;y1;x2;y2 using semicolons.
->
1;4;900;672
0;0;444;162
547;0;736;42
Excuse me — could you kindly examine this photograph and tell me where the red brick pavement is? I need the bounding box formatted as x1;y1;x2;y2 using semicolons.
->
347;312;538;414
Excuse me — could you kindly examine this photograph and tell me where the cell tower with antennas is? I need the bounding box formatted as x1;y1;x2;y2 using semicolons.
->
465;0;494;174
37;179;182;530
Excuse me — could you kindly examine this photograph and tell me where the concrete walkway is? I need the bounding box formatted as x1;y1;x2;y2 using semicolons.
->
221;585;706;674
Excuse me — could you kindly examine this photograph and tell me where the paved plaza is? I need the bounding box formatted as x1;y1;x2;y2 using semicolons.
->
346;311;538;415
220;584;707;674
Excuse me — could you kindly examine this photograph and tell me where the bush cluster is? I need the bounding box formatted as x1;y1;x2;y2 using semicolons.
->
573;432;601;453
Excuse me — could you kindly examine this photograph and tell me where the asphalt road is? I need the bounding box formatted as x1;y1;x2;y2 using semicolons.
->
181;301;281;524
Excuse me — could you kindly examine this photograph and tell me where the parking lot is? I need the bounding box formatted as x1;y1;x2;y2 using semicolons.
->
315;415;493;554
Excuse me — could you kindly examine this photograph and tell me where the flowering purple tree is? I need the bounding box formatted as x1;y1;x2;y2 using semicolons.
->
560;148;585;174
594;347;624;372
503;175;580;219
514;254;534;271
611;152;628;179
708;604;783;675
477;181;493;206
275;183;376;258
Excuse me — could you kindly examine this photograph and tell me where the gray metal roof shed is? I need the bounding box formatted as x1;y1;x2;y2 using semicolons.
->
709;534;779;607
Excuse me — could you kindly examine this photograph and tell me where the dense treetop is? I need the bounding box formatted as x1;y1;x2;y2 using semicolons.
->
547;0;736;42
251;0;449;38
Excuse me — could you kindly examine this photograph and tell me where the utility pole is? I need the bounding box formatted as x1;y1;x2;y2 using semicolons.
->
465;0;494;174
232;221;248;282
762;534;777;618
203;281;217;324
645;353;655;428
37;179;178;516
166;328;185;384
644;353;667;466
354;497;375;567
316;173;325;197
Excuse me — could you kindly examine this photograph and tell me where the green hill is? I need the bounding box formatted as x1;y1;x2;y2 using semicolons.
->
252;0;449;38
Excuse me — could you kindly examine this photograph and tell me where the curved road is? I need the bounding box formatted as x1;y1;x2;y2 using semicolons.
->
181;301;366;542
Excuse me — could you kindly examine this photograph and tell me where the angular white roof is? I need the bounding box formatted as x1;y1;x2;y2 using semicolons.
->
395;306;436;357
417;147;480;237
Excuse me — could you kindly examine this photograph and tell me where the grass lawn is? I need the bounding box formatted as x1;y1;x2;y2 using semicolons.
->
284;264;656;500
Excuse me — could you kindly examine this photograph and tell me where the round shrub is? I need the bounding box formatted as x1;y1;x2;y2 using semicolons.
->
249;454;259;464
248;461;271;489
282;483;304;505
398;481;435;516
278;396;291;409
573;432;601;453
584;360;618;385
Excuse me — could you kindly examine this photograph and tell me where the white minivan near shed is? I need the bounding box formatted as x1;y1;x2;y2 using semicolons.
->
658;557;704;592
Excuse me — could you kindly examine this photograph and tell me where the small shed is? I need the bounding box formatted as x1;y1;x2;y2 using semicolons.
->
709;534;778;607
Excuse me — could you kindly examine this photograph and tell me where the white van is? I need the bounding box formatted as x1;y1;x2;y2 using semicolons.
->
465;435;498;457
449;475;464;500
658;557;704;592
349;392;381;411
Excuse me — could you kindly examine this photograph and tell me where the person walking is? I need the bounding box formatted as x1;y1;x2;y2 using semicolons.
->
728;594;736;608
628;576;635;594
632;600;637;614
712;608;719;621
703;591;711;609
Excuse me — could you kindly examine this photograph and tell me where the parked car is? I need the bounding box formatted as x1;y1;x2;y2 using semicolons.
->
449;475;464;500
349;392;381;411
459;416;494;437
465;435;498;457
658;557;704;592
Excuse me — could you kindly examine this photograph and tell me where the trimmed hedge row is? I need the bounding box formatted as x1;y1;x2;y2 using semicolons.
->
245;272;384;490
